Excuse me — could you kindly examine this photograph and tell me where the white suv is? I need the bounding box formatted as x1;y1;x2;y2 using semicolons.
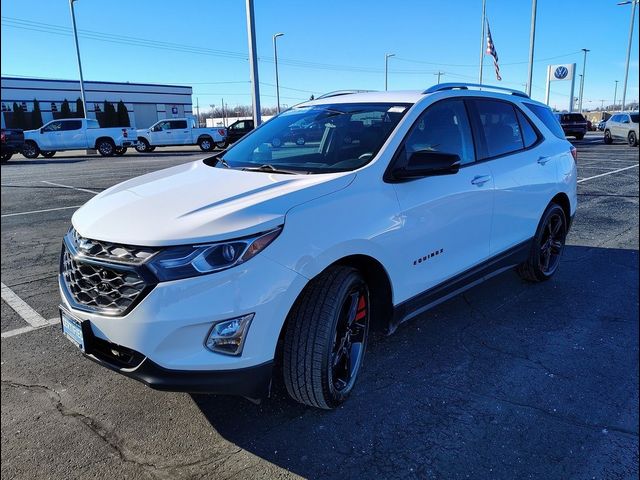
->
59;83;577;409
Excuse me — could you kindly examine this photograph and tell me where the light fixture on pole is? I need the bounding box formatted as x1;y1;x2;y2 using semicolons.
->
273;33;284;113
69;0;87;118
578;48;590;113
613;80;619;110
526;0;537;96
245;0;261;126
618;0;638;111
385;53;395;91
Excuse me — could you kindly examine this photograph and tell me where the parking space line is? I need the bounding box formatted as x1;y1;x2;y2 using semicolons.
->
577;164;639;183
41;181;100;195
1;282;50;328
1;318;59;339
1;205;82;218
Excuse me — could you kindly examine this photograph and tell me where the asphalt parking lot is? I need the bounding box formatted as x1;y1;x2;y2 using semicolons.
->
1;133;638;479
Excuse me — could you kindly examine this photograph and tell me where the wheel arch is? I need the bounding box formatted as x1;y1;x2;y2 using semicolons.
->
94;136;115;148
550;192;571;224
197;134;213;143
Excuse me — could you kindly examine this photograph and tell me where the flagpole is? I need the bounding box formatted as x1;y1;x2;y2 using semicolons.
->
479;0;486;84
526;0;537;97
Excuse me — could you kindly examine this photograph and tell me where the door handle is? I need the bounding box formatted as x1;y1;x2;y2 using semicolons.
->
471;175;492;186
537;156;551;165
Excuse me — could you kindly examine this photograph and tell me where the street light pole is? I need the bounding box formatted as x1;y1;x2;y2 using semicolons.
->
613;80;619;110
384;53;395;91
434;71;444;84
479;0;487;84
619;0;638;111
69;0;87;118
578;48;590;113
273;33;284;113
245;0;261;126
526;0;537;97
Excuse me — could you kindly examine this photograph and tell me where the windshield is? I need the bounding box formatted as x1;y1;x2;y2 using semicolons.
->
214;103;410;174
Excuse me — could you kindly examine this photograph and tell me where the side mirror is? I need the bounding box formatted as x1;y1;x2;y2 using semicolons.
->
392;150;461;180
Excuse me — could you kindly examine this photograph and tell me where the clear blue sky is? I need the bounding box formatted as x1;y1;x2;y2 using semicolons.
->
1;0;638;111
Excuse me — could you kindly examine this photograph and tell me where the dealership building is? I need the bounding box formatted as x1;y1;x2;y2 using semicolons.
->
0;76;193;129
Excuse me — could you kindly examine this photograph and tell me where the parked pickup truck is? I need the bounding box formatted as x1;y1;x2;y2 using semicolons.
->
135;117;227;152
1;128;25;163
22;118;137;158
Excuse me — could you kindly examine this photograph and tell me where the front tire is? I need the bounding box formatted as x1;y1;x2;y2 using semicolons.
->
41;150;56;158
282;266;370;409
1;152;12;163
628;131;638;147
134;138;151;153
96;139;115;157
604;130;613;144
517;203;567;282
22;141;40;159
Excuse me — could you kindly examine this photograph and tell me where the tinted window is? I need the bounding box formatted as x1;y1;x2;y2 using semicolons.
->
62;120;82;131
474;100;523;158
169;120;187;129
401;99;475;166
525;103;565;139
630;113;639;123
516;109;539;148
234;121;246;129
42;121;63;132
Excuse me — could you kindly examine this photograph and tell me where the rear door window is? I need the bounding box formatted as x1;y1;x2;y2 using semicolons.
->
524;103;565;139
61;120;82;131
515;109;540;148
473;99;524;158
169;120;188;129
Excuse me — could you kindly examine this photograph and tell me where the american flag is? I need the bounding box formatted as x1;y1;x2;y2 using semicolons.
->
486;20;502;81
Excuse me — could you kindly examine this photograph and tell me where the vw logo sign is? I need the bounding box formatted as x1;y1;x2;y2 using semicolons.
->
554;66;569;80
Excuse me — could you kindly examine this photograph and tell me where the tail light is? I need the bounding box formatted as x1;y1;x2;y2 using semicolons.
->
1;132;5;143
122;128;128;138
570;146;577;162
218;129;226;137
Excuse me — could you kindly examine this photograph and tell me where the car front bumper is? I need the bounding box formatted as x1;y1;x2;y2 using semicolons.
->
59;253;308;396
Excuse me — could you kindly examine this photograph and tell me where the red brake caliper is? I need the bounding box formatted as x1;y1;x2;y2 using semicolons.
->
355;295;366;322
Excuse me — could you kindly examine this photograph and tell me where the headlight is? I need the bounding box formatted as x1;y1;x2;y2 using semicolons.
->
148;227;282;281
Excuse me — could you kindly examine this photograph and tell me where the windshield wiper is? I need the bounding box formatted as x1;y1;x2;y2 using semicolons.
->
242;164;305;175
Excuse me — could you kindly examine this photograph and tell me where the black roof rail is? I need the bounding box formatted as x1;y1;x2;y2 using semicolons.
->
423;82;529;98
316;89;376;99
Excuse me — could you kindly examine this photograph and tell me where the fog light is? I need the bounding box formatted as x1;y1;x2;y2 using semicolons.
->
205;314;254;356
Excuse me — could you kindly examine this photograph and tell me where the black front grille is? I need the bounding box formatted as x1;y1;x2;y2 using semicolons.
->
61;248;150;314
70;228;155;264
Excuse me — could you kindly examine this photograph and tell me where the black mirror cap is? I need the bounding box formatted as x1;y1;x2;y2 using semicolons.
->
391;151;461;181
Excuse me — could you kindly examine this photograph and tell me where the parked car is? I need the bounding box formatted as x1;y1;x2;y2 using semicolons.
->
135;117;227;152
225;119;254;144
281;120;326;146
604;112;639;147
22;118;137;158
58;83;577;409
1;128;24;163
554;112;588;140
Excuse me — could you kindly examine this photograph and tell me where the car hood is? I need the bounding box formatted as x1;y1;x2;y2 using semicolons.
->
72;160;355;246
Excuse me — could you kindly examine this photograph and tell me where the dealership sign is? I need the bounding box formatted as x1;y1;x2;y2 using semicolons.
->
549;63;575;82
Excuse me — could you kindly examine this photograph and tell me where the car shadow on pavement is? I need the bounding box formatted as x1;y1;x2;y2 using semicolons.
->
191;245;639;479
1;159;87;166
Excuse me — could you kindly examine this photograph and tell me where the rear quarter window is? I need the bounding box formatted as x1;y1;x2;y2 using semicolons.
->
524;103;566;140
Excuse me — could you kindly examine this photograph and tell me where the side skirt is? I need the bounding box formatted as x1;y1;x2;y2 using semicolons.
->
389;239;532;333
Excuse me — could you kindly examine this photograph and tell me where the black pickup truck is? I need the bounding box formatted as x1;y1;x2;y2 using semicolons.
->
1;128;25;163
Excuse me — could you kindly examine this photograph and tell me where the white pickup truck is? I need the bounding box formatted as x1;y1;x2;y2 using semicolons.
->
22;118;137;158
134;117;227;152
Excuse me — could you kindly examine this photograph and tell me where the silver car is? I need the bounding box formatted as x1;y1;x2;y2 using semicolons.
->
604;112;639;147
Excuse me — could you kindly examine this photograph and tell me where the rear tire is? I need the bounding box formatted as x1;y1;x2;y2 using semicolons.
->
517;203;567;282
282;266;370;409
628;131;638;147
41;151;56;158
604;130;613;144
96;139;115;157
198;136;214;152
22;141;40;159
1;152;12;163
114;146;127;156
